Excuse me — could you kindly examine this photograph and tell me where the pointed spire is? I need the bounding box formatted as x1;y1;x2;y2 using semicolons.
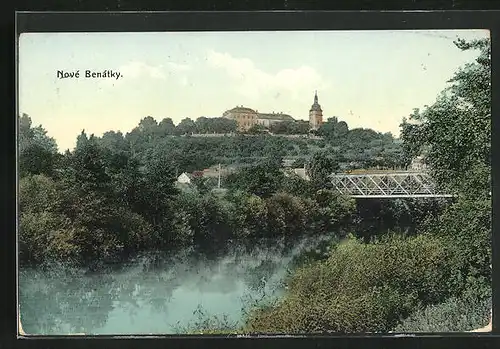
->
314;90;318;104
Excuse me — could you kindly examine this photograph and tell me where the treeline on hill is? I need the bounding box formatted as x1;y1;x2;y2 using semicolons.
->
127;114;405;171
177;37;492;334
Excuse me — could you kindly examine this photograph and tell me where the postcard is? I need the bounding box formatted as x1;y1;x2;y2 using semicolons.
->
17;29;491;335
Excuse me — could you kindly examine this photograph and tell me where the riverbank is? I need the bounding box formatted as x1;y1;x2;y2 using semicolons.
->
19;234;337;335
178;233;492;335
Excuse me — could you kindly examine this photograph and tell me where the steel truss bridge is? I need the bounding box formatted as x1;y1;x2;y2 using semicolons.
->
329;172;453;198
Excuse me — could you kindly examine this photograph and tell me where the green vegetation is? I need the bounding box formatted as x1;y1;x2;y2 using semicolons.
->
231;37;491;334
400;38;491;197
393;295;491;332
19;37;491;333
270;120;310;135
244;234;462;333
18;89;404;269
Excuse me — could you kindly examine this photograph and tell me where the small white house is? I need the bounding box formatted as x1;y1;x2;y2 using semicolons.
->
177;172;191;184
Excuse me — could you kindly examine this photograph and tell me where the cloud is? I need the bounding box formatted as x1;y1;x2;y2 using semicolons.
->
120;61;166;79
100;61;191;87
165;61;191;72
180;76;189;86
206;50;330;99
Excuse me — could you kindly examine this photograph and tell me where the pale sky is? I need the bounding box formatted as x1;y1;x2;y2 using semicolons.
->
18;30;489;152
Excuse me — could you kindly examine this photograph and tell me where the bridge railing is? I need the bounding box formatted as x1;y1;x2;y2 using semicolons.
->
329;172;453;198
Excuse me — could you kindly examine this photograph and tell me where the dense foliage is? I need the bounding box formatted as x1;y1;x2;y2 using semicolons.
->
244;234;463;333
18;94;408;269
234;37;491;334
400;37;492;301
18;37;491;334
393;295;491;332
400;38;490;197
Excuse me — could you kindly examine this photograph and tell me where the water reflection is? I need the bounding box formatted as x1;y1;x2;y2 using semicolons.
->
19;234;335;335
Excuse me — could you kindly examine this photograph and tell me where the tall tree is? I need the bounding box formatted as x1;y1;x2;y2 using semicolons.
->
400;37;492;297
18;114;59;177
175;118;197;135
137;154;180;242
306;150;340;189
100;131;130;154
157;117;176;136
400;38;490;198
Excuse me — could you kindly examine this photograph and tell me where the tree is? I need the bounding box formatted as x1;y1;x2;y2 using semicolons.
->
18;114;59;177
265;193;308;237
175;118;197;135
400;38;490;198
216;117;238;133
18;174;79;265
100;131;130;154
19;114;58;153
65;132;112;193
317;117;349;140
125;154;181;249
336;121;349;138
194;117;211;134
269;121;292;134
100;146;143;210
19;143;58;178
399;37;492;302
125;117;161;154
306;150;340;188
312;189;356;233
280;173;314;198
194;117;237;134
244;234;463;334
317;117;337;138
157;118;176;136
346;128;379;147
295;120;311;134
136;116;159;142
138;116;158;132
246;124;268;135
226;159;285;198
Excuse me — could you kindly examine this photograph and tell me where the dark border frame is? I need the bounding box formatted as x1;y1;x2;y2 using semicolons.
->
5;10;500;349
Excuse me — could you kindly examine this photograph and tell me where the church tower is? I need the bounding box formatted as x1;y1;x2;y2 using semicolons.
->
309;90;323;131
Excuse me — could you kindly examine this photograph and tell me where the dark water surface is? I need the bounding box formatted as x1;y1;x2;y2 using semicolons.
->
19;235;335;335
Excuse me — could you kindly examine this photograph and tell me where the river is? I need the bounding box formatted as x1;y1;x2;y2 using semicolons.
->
19;234;336;335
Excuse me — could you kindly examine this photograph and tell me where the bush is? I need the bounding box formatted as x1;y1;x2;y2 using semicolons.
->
19;174;62;214
393;294;491;332
174;191;237;246
280;174;315;198
229;191;268;239
243;234;461;333
425;197;491;299
311;189;356;233
19;211;80;265
18;173;157;268
265;193;309;238
18;175;80;265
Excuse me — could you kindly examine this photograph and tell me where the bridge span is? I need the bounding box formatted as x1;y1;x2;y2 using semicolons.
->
329;171;453;198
